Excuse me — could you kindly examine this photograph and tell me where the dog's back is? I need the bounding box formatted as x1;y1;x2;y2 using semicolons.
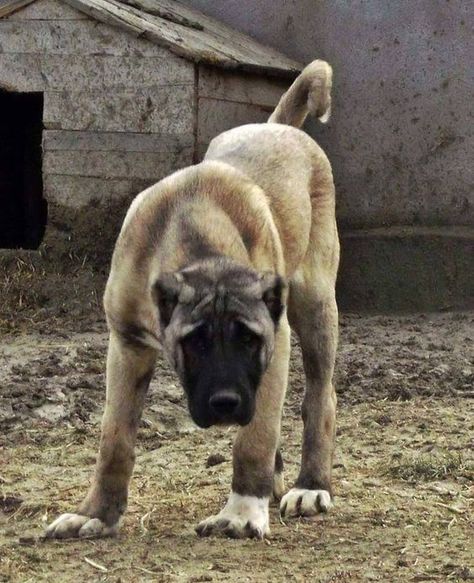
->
203;60;335;279
205;58;333;196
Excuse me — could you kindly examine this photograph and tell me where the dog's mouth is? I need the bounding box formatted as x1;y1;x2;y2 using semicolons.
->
213;413;252;427
188;404;253;429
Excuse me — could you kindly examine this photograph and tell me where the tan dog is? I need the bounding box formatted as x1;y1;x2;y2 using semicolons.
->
46;60;339;540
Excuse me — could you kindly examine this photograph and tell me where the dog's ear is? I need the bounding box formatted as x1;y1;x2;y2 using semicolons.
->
260;272;286;324
153;273;194;328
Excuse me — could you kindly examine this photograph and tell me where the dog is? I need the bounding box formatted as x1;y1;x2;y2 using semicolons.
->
46;60;339;540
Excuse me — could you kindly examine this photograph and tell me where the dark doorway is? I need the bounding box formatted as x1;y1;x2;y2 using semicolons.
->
0;90;46;249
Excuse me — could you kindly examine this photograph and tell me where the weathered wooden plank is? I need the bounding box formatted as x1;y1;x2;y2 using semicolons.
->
197;97;273;147
122;0;300;75
43;130;193;152
1;0;301;76
198;65;288;108
0;20;170;56
43;149;192;179
0;54;44;91
44;174;149;207
122;0;204;30
43;86;194;133
6;0;87;19
0;54;193;91
65;0;302;78
0;0;35;19
65;0;146;37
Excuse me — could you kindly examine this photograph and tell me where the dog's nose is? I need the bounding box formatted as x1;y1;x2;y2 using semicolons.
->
209;390;241;417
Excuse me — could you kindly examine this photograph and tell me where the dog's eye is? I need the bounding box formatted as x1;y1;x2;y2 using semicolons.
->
181;325;211;355
231;321;261;349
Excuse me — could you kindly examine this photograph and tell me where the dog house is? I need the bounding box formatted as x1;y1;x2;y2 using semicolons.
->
0;0;300;252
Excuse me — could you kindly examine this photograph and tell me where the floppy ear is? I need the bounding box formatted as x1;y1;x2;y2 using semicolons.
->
152;273;193;328
260;273;286;324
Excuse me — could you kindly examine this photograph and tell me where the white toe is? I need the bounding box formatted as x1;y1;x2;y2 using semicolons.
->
196;492;270;539
280;488;332;518
79;517;117;538
45;513;90;538
45;513;118;539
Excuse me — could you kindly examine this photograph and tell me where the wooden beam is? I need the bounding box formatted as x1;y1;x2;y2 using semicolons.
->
64;0;302;79
43;130;193;152
0;0;37;19
43;86;194;133
43;149;193;179
64;0;144;36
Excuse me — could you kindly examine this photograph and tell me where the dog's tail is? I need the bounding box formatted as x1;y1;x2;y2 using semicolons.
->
268;60;332;128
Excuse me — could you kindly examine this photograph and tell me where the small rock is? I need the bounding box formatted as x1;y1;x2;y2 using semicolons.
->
34;403;67;423
206;453;226;468
458;566;474;580
388;386;413;401
362;478;382;488
18;535;37;545
374;414;392;426
1;495;24;513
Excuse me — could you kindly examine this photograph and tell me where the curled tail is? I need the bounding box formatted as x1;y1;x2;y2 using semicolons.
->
268;60;332;128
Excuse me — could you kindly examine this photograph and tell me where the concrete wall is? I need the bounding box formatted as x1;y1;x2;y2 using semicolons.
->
185;0;473;230
184;0;473;311
2;0;472;310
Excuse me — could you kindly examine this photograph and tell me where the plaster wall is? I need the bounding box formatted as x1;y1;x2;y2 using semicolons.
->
186;0;473;229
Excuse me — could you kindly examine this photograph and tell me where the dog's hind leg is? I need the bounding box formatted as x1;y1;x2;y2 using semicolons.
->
196;317;290;539
272;447;285;502
281;204;339;519
46;331;157;539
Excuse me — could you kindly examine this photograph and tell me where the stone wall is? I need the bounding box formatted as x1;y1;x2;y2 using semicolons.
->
185;0;473;229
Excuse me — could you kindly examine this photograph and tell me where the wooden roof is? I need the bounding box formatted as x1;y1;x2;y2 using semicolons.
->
0;0;302;79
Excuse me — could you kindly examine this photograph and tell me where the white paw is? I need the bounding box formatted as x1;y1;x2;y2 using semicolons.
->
280;488;332;518
45;513;119;539
196;493;270;539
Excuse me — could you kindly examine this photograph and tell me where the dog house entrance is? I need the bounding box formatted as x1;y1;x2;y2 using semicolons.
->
0;90;46;249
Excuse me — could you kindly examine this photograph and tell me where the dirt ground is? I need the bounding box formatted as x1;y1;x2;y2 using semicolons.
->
0;306;473;582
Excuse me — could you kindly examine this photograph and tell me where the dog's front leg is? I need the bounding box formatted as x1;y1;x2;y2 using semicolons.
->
196;317;290;539
46;331;157;539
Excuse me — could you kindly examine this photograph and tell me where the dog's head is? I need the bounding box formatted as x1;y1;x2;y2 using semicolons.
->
153;258;286;428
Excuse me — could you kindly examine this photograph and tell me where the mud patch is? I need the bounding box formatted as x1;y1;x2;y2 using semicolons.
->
0;197;137;335
0;311;473;582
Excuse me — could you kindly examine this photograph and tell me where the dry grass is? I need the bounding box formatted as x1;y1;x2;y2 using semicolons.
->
387;451;471;482
0;249;104;334
1;303;474;581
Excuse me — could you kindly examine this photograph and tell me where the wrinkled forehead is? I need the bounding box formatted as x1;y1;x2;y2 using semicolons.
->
175;286;268;338
171;260;273;337
181;260;262;294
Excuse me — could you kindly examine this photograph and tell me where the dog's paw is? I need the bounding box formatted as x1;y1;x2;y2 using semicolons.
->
280;488;332;518
45;513;119;539
196;493;269;540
